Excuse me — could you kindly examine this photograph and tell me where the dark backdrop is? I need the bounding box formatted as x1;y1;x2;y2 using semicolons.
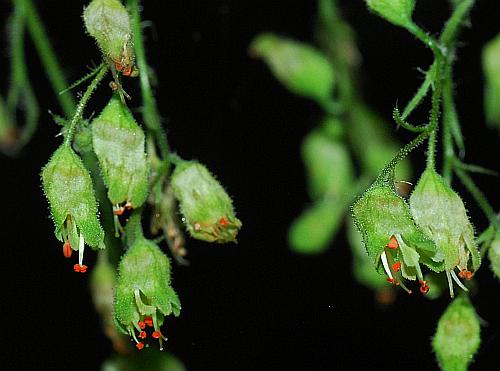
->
1;1;499;370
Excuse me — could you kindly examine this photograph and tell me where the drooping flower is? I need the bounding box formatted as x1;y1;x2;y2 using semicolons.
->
114;238;181;350
410;168;480;297
352;184;444;294
41;145;105;271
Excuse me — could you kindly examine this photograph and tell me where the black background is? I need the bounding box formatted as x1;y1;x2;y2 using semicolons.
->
1;1;499;370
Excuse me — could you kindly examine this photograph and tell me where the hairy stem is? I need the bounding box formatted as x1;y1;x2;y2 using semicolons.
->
63;63;107;147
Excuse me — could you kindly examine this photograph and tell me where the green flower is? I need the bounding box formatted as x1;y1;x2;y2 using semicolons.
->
410;169;480;297
114;238;180;350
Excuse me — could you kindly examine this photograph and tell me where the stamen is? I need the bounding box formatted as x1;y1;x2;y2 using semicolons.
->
63;241;72;258
450;270;469;292
139;331;147;339
386;235;399;250
138;321;146;330
152;331;161;339
73;264;81;273
419;280;429;294
445;270;455;298
219;217;229;226
144;316;153;327
78;232;85;267
79;265;88;273
399;281;413;295
136;342;144;350
380;251;394;280
458;270;473;280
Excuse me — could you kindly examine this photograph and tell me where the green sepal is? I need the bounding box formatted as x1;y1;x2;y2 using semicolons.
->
432;295;481;371
41;145;104;248
352;184;442;274
301;123;354;200
249;33;335;105
114;238;181;334
482;34;500;129
83;0;135;70
365;0;415;28
92;95;149;208
410;168;480;273
347;217;390;290
488;233;500;281
171;161;241;243
288;198;345;254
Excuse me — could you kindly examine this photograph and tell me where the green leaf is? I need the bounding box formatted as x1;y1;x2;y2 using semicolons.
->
365;0;415;27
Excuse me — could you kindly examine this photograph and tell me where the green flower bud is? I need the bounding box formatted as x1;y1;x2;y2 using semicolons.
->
102;351;186;371
114;238;181;350
482;34;500;129
488;232;500;281
83;0;138;76
249;33;335;105
301;124;354;200
92;95;149;211
365;0;415;28
0;95;18;153
349;106;411;180
432;295;480;371
352;184;443;294
288;198;345;254
409;169;480;297
171;161;241;243
41;145;104;269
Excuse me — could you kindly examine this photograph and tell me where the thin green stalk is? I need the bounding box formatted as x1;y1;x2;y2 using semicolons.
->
406;22;444;57
127;0;170;161
454;166;500;229
439;0;475;47
19;0;75;118
401;62;436;120
425;58;445;170
63;63;107;147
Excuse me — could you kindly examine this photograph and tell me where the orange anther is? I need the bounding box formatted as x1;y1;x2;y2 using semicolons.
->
219;217;229;226
114;208;124;216
419;280;429;294
63;241;72;258
115;63;124;71
144;317;153;327
386;236;399;250
386;277;395;285
136;342;144;350
152;331;161;339
139;331;147;339
138;321;146;330
123;66;132;76
79;265;88;273
73;264;81;273
392;262;401;272
458;270;473;281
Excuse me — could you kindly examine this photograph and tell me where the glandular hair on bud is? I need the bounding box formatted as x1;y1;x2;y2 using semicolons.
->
365;0;415;27
249;33;335;105
171;161;241;243
41;145;104;248
83;0;135;73
432;295;480;371
92;95;149;209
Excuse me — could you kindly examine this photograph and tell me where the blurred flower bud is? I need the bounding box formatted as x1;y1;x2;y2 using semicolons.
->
409;169;480;297
432;295;480;371
0;95;18;153
249;33;335;106
352;184;443;294
92;95;149;212
41;145;105;270
114;238;181;350
288;198;345;254
349;106;411;180
301;122;354;200
365;0;415;28
102;351;186;371
171;161;241;243
482;34;500;129
83;0;138;76
488;232;500;281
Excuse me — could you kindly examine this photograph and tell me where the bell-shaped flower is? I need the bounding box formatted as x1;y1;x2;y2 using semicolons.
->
41;145;105;271
352;184;444;294
114;238;181;350
410;168;480;297
171;161;241;243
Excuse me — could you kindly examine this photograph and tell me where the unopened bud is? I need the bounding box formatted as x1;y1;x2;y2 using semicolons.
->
171;161;241;243
432;295;480;371
249;33;335;105
482;34;500;128
365;0;415;27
